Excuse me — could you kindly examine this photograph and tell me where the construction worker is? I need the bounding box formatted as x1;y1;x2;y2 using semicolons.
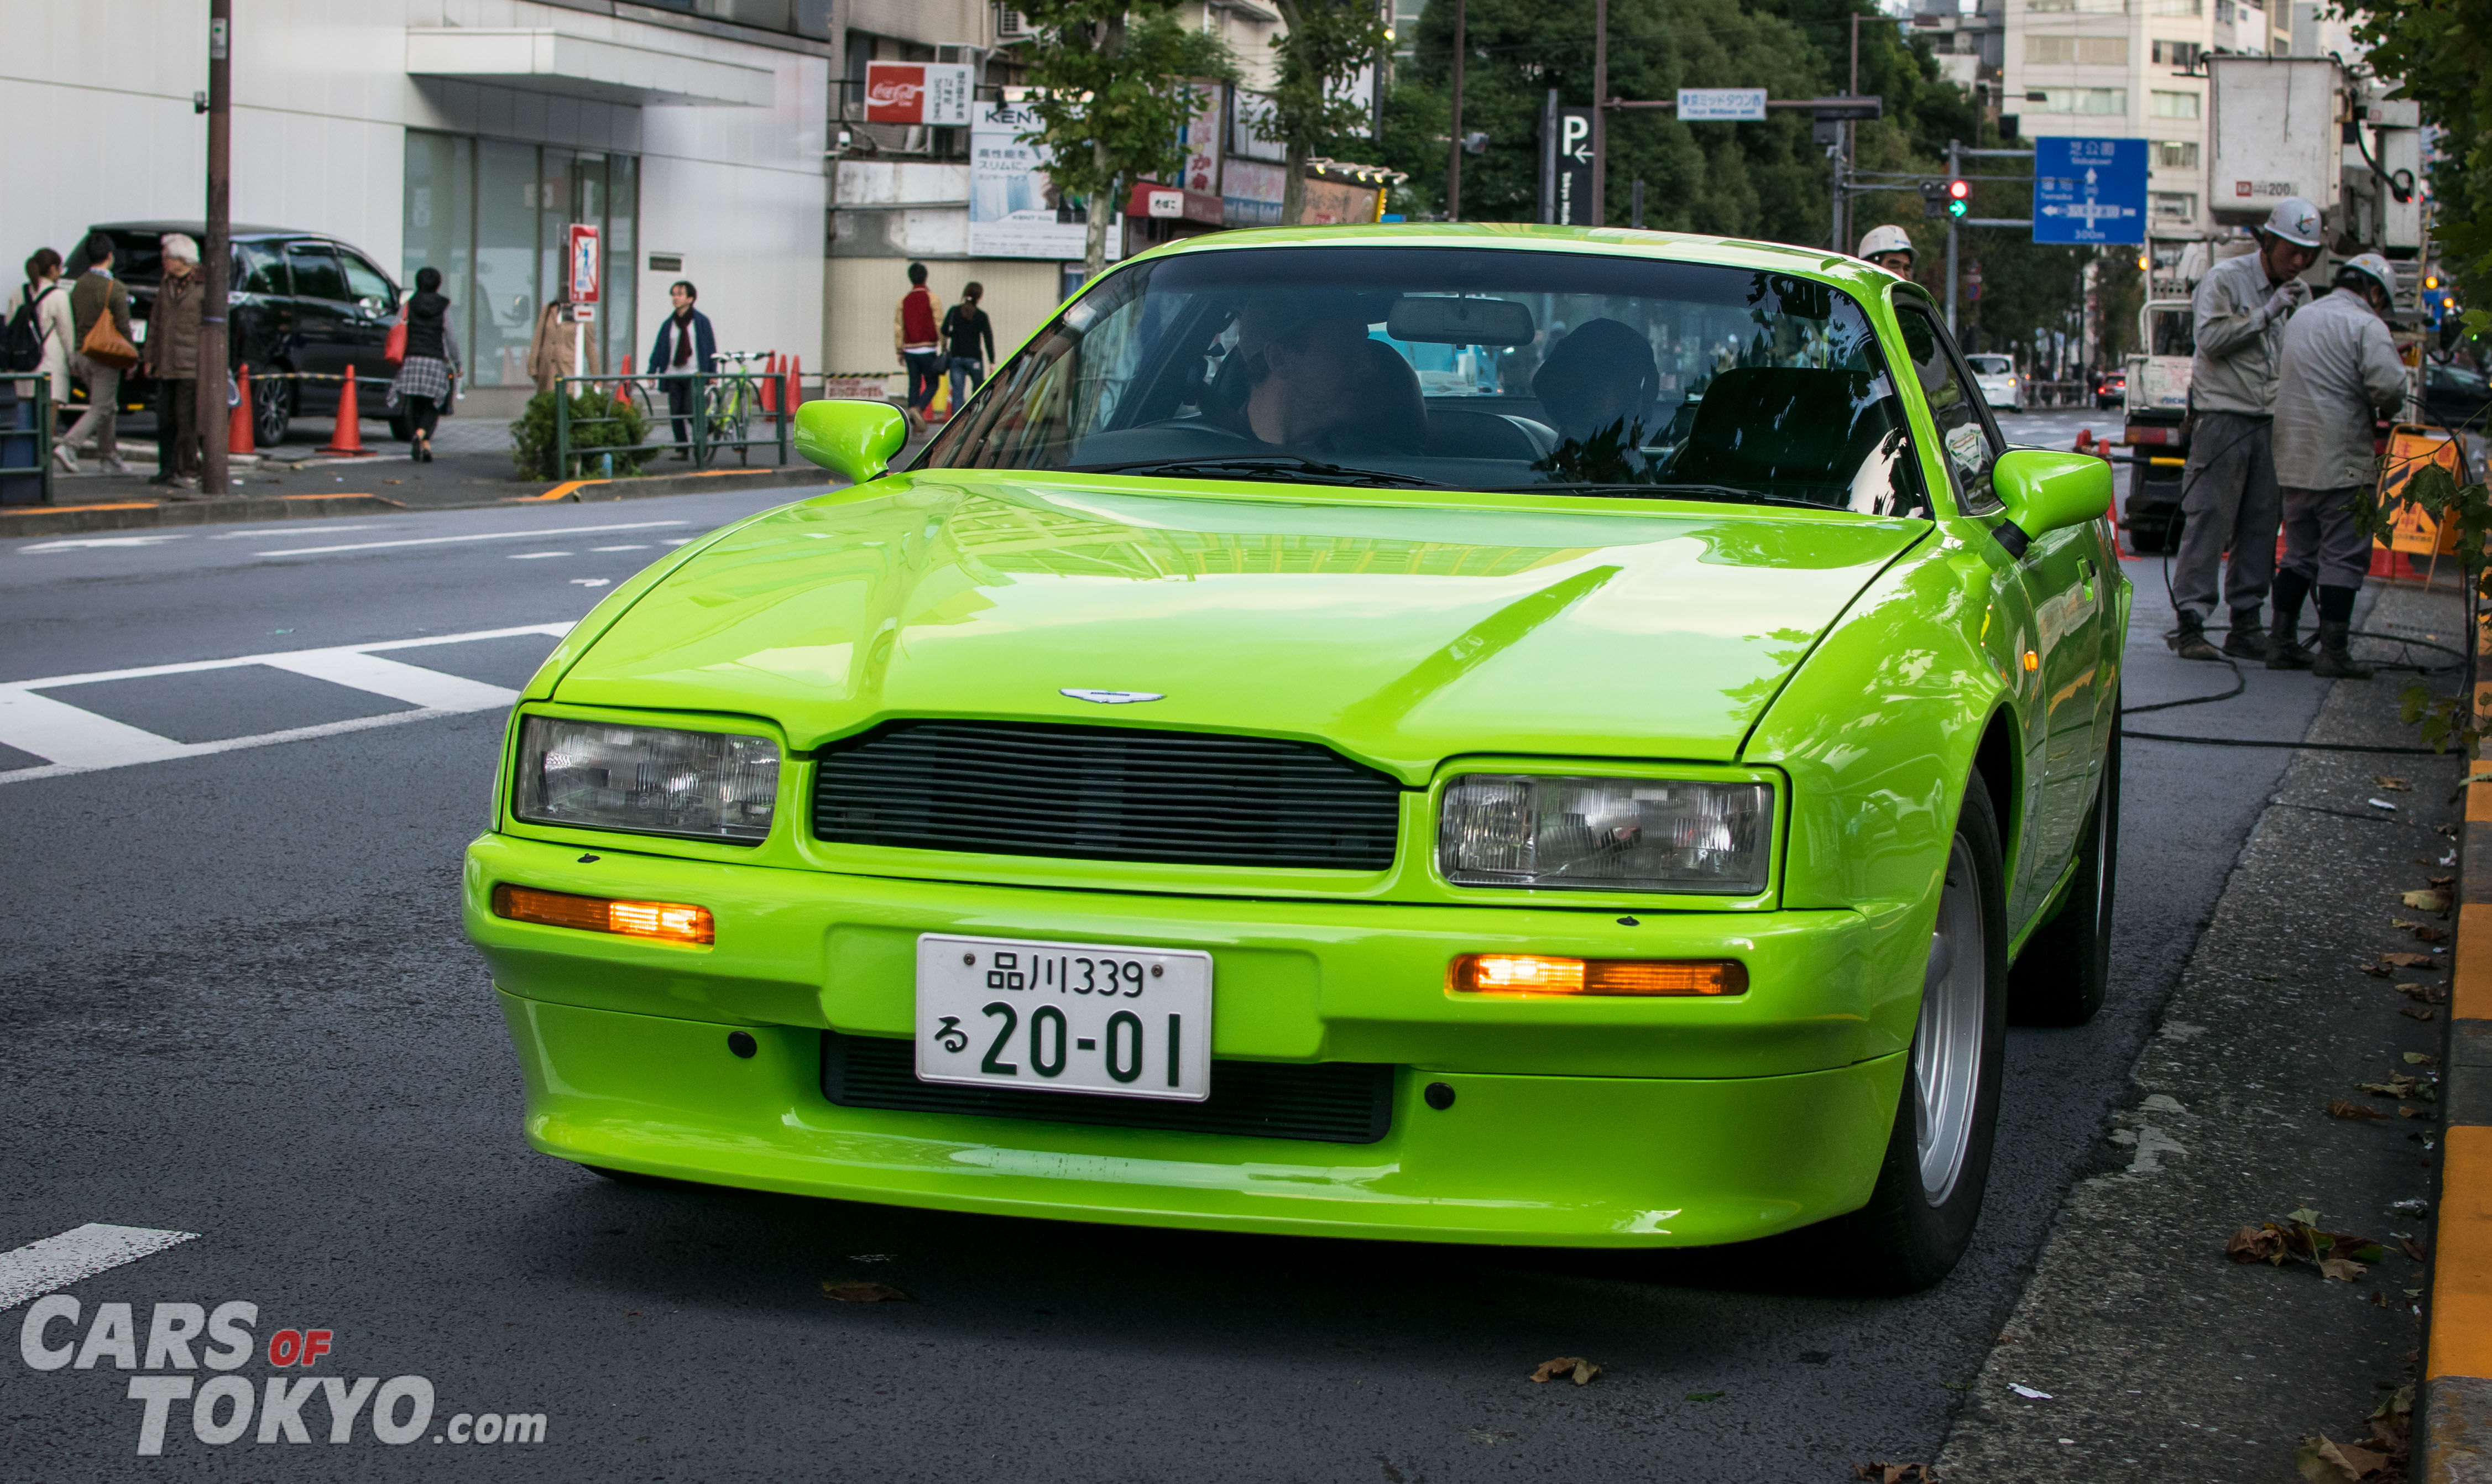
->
2166;197;2324;661
1858;225;1916;276
2267;253;2409;677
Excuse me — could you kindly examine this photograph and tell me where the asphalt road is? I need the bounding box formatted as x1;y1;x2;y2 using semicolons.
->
0;464;2349;1481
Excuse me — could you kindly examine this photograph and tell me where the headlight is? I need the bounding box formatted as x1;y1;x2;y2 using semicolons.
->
1438;775;1769;893
514;715;779;843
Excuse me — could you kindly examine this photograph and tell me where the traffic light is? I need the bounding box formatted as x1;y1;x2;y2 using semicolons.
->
1947;178;1971;219
1920;180;1949;219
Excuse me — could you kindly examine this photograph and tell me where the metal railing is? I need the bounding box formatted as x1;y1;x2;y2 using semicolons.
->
553;364;792;480
0;373;55;506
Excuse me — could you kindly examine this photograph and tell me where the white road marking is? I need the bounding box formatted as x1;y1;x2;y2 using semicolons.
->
255;519;687;558
0;1225;198;1311
18;535;195;553
507;551;572;560
589;544;651;552
209;524;388;540
569;578;610;588
661;538;694;546
0;623;569;784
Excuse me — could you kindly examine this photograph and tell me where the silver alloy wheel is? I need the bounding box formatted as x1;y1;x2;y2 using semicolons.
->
1914;836;1987;1205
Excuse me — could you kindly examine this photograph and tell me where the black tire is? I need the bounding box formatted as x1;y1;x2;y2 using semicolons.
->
1819;770;2009;1294
253;371;292;447
2010;722;2119;1026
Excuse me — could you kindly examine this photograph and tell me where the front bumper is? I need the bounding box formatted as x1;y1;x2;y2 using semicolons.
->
467;832;1918;1246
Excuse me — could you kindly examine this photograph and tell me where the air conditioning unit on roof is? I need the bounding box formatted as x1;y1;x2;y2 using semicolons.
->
995;7;1030;38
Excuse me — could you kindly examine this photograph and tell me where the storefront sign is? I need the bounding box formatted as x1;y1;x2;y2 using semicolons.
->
968;103;1122;260
1180;83;1224;197
866;61;973;127
1229;90;1285;163
1302;179;1380;226
1222;159;1287;227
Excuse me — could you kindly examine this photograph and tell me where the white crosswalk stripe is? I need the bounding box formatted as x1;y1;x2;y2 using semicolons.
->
0;623;569;785
0;1225;198;1311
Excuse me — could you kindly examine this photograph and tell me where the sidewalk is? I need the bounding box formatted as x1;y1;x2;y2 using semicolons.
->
1936;578;2467;1482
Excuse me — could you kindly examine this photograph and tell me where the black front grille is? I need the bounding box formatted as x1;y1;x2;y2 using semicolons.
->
821;1031;1394;1144
811;720;1402;870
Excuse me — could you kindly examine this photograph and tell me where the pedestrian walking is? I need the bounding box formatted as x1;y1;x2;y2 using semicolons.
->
4;248;78;472
61;233;134;476
895;262;944;416
525;297;600;393
940;281;995;416
2166;198;2324;661
2266;254;2410;679
646;280;715;459
142;233;206;494
386;267;461;464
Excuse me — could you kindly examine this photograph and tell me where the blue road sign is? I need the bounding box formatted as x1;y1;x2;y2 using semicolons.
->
2032;137;2147;246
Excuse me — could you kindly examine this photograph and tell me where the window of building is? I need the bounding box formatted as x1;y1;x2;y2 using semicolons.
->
2150;88;2201;117
2153;138;2201;169
2150;191;2198;217
404;130;639;389
2026;35;2128;61
2025;86;2129;113
2151;38;2203;64
2149;0;2202;14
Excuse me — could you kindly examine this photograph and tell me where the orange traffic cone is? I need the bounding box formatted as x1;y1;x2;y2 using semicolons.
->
788;355;803;411
320;365;372;456
229;365;255;456
761;352;780;415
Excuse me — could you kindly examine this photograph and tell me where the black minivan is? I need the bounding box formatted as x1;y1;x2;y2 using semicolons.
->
69;222;420;447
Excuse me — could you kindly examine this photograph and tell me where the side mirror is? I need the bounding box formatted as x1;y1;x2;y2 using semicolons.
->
794;399;908;485
1988;448;2112;557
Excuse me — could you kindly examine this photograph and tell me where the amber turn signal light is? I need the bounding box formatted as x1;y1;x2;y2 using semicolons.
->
1450;953;1747;996
492;884;715;945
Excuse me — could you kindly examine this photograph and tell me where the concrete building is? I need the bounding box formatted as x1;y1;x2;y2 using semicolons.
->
1;0;831;416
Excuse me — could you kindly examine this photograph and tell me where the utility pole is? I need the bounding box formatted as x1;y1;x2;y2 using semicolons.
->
1590;0;1608;224
200;0;232;497
1945;137;1961;333
1845;13;1859;253
1445;0;1465;221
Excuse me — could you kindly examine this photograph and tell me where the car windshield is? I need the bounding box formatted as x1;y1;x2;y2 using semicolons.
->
1966;355;2012;375
918;246;1929;515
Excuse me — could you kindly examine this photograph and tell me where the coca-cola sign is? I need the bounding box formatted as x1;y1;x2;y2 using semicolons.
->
865;61;972;126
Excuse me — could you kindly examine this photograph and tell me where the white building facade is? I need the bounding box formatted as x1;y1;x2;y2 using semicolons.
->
1;0;830;413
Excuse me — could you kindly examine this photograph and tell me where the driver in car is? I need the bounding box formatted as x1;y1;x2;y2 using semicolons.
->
1211;295;1420;453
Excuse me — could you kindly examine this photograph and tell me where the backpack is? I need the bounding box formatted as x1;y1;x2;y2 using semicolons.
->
0;284;55;374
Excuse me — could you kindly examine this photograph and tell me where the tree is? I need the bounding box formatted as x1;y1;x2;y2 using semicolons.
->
1018;1;1235;274
1268;0;1392;223
2334;0;2492;322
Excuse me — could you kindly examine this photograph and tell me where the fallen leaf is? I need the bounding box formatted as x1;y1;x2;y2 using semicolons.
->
2405;1052;2437;1065
2319;1257;2370;1281
2370;1290;2390;1307
1853;1466;1936;1483
2430;875;2454;887
2401;888;2451;912
821;1281;911;1303
2229;1224;2287;1263
2318;1434;2389;1478
2399;1106;2432;1121
2374;775;2412;791
2358;1075;2430;1100
2360;965;2392;979
2008;1383;2052;1399
2394;982;2438;1001
2328;1100;2392;1120
2401;1006;2437;1021
1529;1356;1601;1386
2381;953;2438;969
1463;1428;1516;1445
2411;924;2450;943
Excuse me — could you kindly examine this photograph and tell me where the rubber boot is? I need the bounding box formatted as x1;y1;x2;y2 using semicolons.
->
2167;611;2224;662
2311;620;2373;680
2265;618;2314;670
2222;607;2266;659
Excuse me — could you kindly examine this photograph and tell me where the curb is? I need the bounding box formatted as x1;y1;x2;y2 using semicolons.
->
2430;627;2492;1483
0;492;405;538
500;468;797;503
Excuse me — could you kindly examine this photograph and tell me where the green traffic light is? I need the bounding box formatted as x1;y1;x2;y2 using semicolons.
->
1948;200;1967;218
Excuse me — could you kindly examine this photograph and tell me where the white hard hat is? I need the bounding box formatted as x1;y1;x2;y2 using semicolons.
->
2340;252;2396;297
2261;197;2323;248
1857;224;1916;262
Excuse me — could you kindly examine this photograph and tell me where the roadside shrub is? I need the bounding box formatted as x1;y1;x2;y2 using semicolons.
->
510;388;649;480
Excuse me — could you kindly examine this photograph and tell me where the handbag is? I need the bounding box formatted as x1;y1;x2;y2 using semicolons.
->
79;304;138;372
383;316;407;365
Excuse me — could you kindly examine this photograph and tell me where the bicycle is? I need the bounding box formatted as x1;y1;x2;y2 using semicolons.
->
702;351;769;462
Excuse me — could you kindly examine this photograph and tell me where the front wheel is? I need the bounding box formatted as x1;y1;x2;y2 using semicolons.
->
1820;772;2009;1294
2010;721;2119;1025
253;370;294;447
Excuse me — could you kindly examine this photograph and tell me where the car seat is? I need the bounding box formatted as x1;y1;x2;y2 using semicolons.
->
1664;367;1905;499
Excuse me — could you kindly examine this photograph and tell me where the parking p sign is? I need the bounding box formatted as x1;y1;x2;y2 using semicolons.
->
2031;137;2146;245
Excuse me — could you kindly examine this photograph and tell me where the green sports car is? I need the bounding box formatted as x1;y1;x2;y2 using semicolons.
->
464;224;2125;1293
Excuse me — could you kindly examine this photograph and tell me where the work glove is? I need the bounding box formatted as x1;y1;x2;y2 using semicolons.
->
2256;279;2311;325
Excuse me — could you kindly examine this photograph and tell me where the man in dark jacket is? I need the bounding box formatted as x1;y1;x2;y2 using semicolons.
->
63;234;134;475
647;280;715;458
142;233;206;493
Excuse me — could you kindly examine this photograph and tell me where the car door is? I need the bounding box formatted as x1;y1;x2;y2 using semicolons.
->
1892;299;2104;928
281;241;354;388
335;247;401;382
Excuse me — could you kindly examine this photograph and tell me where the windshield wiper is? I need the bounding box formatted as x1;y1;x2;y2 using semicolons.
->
1073;456;1440;489
1492;482;1833;510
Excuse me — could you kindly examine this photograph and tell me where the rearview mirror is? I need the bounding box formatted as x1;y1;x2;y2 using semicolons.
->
1989;448;2111;556
1385;296;1536;346
795;399;908;485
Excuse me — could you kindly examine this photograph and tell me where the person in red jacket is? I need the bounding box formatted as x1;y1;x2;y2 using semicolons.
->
894;262;944;415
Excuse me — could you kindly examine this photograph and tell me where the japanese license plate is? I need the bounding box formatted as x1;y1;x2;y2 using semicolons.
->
914;933;1212;1102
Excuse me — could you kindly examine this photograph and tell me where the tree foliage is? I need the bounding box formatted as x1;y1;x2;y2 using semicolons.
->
1018;0;1235;273
2335;0;2492;321
1270;0;1393;223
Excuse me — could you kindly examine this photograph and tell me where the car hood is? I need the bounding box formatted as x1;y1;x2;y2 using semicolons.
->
553;471;1928;780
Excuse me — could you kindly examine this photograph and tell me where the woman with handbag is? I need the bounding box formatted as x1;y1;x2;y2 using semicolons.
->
62;233;136;476
3;249;77;472
386;268;461;462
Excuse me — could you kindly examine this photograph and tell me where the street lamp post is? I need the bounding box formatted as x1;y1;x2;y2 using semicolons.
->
200;0;232;497
1590;0;1607;225
1445;0;1465;221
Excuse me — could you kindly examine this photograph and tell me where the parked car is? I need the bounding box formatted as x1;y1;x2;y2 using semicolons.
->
2423;359;2490;432
2093;369;2127;410
66;221;415;447
1965;353;2022;412
466;226;2127;1294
